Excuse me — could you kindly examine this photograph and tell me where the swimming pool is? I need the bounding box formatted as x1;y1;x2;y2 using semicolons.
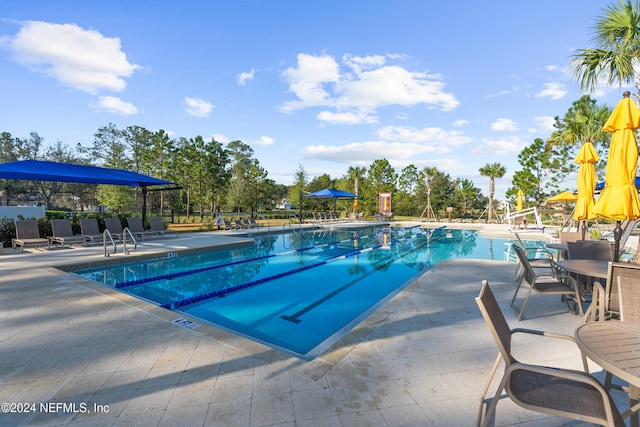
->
75;226;512;359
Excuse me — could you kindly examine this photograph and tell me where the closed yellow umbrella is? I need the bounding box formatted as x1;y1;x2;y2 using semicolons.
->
593;91;640;259
574;142;599;221
516;189;523;211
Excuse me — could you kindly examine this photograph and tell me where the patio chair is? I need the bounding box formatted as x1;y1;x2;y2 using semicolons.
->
127;217;161;240
149;216;177;238
80;218;104;244
476;280;624;427
617;272;640;322
234;218;247;229
592;262;640;322
560;231;583;243
50;219;87;248
511;244;583;320
567;240;615;261
104;217;125;241
13;220;50;251
512;232;555;288
223;219;237;230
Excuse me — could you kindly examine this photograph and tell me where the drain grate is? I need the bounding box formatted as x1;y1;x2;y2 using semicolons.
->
172;318;201;329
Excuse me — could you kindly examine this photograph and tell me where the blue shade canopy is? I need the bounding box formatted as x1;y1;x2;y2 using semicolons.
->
0;160;176;187
595;176;640;192
304;188;359;199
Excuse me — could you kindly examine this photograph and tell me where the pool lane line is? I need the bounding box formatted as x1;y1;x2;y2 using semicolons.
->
280;237;431;324
166;233;428;310
113;245;321;288
114;231;386;289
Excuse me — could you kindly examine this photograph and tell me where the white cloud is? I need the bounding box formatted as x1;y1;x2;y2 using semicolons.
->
303;140;445;165
491;118;518;131
5;21;140;94
184;97;214;117
253;136;274;146
90;96;138;115
212;134;229;143
533;115;556;131
376;125;472;146
237;68;255;86
534;82;567;100
317;110;378;125
342;53;386;73
280;53;459;118
473;136;525;155
453;119;469;127
281;53;340;111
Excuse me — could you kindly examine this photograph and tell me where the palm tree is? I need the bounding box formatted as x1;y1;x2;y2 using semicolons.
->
479;162;506;221
550;96;611;148
571;0;640;96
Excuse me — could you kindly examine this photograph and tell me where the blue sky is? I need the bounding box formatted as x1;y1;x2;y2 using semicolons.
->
0;1;628;200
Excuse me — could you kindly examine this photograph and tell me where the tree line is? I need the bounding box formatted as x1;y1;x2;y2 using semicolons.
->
0;123;499;220
0;91;619;222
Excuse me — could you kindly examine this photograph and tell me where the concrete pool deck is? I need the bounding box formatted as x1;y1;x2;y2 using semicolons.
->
0;223;632;426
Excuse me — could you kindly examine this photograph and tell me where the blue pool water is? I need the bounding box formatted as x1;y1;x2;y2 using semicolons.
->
75;226;514;359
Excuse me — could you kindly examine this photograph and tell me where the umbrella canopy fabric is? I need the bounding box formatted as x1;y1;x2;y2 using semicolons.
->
516;189;524;211
574;142;599;221
304;188;360;214
304;188;359;199
593;95;640;221
0;160;176;187
546;191;578;204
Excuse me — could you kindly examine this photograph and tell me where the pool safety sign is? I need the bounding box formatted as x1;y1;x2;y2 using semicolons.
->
379;193;392;217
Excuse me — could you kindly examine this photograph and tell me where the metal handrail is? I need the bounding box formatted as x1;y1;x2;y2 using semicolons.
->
122;227;137;255
257;214;270;229
103;229;117;257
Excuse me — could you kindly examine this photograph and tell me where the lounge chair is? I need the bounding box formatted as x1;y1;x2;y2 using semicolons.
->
223;219;235;230
511;244;582;320
104;217;126;241
234;218;246;229
127;217;161;240
476;280;624;427
50;219;87;248
80;218;104;244
249;218;260;228
149;216;177;238
13;220;50;251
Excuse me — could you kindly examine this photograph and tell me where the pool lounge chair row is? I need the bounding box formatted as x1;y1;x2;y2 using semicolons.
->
312;212;347;223
12;217;177;251
221;218;260;230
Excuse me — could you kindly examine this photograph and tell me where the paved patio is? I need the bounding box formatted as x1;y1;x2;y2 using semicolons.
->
0;225;632;426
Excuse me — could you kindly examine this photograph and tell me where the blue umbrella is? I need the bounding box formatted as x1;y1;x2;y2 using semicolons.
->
304;188;360;213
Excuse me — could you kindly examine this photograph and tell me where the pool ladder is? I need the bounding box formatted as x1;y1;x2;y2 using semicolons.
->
103;227;137;256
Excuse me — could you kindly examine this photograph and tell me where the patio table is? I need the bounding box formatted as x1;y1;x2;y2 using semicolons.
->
546;242;568;260
575;321;640;426
557;259;609;321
